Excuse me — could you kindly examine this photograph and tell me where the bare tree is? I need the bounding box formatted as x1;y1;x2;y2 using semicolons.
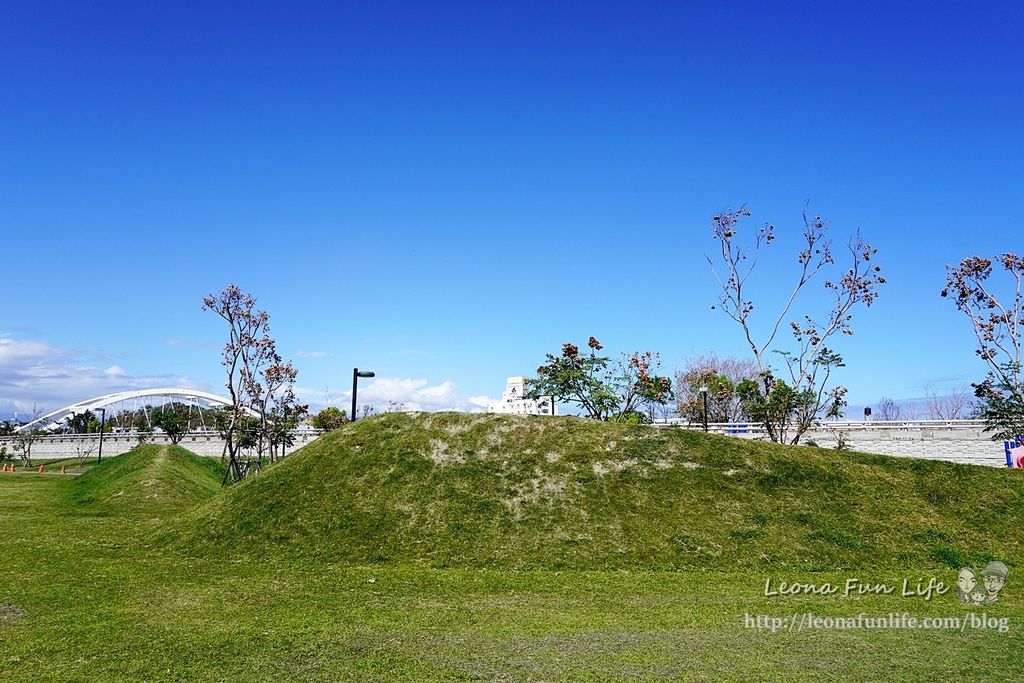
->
876;396;902;421
707;205;884;443
203;285;303;482
646;400;678;422
942;254;1023;438
203;286;265;481
923;382;974;420
12;404;45;468
947;384;975;419
942;254;1023;393
254;359;306;463
902;401;921;420
75;441;96;467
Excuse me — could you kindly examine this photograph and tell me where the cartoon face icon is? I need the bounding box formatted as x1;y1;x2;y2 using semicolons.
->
980;561;1009;603
957;568;976;594
956;568;977;603
985;574;1006;596
969;585;987;606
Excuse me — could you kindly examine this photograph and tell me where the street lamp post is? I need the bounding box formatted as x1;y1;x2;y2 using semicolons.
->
96;407;107;464
698;386;709;433
351;368;376;421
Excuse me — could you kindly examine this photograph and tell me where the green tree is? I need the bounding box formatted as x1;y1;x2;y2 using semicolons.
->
529;338;613;420
706;206;883;444
234;416;262;452
267;402;308;458
64;410;93;433
135;424;153;446
313;406;348;431
609;350;673;423
737;376;805;443
64;410;106;434
736;363;845;445
152;406;189;444
973;363;1024;441
674;352;760;424
528;338;672;422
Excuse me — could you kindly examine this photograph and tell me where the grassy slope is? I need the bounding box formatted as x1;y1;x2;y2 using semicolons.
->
3;421;1024;681
165;412;1024;571
69;443;225;514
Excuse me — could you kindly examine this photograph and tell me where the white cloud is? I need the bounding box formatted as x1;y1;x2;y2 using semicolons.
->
296;351;328;358
0;336;499;421
306;377;496;414
0;336;209;418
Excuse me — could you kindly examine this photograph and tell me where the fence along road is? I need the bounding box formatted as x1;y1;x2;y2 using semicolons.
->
652;419;1011;467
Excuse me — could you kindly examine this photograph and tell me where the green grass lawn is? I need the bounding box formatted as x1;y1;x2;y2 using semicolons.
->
2;427;1022;681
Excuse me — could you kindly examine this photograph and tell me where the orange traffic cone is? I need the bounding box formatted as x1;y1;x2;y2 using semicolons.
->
38;465;44;473
1;464;6;472
61;465;66;474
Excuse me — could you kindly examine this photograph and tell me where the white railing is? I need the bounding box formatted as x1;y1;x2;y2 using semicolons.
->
650;418;990;435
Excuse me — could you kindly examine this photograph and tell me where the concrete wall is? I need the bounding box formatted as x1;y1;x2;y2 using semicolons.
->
2;422;1012;468
0;431;322;461
796;426;1007;467
654;420;1012;468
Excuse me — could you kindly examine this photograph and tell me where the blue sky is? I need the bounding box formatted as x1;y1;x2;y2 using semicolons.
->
2;1;1022;418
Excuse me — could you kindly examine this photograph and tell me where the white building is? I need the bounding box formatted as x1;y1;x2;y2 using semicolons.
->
487;377;556;416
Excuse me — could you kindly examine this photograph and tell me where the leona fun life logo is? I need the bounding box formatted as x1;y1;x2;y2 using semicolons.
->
762;559;1011;603
955;561;1009;606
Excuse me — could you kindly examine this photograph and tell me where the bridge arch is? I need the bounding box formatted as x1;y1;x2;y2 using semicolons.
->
15;388;239;433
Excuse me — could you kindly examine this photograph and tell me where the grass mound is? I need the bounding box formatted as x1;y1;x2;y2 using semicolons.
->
70;444;225;515
164;412;1024;571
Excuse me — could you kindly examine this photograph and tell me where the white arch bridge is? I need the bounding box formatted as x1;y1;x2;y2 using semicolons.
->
15;388;238;433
